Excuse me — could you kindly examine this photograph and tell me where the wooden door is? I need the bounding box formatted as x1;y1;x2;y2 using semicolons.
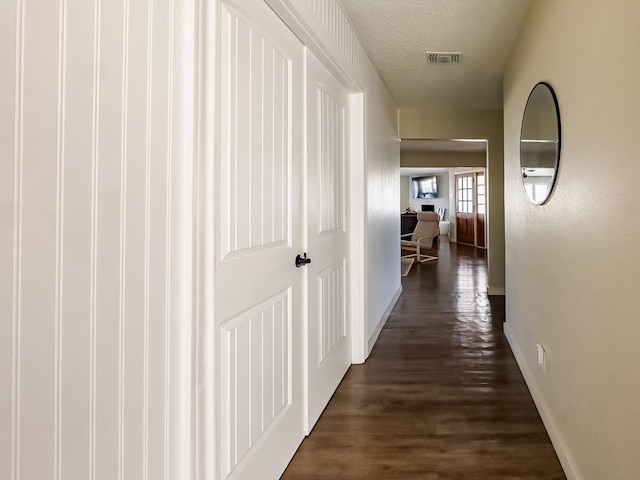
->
305;51;352;433
455;172;486;248
456;173;475;245
476;173;486;248
216;2;305;478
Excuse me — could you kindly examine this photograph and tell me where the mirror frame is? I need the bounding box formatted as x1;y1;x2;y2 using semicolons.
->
519;82;562;205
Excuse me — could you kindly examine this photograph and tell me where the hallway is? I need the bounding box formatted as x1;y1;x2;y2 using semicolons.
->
282;240;565;479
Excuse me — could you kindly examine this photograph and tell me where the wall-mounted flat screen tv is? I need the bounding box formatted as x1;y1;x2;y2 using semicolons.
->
412;176;438;198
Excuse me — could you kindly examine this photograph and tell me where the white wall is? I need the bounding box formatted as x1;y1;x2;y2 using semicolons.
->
0;0;194;478
504;1;640;478
364;84;401;342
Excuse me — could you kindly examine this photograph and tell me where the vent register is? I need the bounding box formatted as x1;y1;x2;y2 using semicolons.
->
426;52;462;64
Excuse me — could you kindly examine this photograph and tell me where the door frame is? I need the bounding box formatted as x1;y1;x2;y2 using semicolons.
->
196;0;216;479
347;93;367;364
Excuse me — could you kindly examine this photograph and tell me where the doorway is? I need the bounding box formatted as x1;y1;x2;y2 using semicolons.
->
455;171;485;248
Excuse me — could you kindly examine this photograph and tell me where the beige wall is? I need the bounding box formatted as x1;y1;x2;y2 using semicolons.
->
400;176;410;212
399;108;505;294
401;150;486;168
503;1;640;479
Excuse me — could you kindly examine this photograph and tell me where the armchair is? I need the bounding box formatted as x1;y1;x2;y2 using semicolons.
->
401;212;439;263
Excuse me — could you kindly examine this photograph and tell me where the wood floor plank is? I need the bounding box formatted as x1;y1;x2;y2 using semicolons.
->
282;240;565;479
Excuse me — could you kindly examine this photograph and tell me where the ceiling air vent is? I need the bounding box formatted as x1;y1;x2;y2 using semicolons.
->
426;52;462;64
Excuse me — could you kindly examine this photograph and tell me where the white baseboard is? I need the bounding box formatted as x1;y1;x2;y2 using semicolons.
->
487;285;505;295
503;323;582;480
367;285;402;358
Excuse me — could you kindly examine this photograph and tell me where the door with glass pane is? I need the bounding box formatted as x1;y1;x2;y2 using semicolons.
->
455;173;475;245
455;172;486;248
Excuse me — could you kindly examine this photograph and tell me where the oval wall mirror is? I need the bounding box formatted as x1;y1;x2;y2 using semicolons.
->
520;82;561;205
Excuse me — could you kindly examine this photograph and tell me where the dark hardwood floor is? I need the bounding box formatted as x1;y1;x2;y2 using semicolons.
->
282;239;566;479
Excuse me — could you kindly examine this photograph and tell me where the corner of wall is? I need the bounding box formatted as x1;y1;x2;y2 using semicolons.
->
367;285;402;358
504;323;582;480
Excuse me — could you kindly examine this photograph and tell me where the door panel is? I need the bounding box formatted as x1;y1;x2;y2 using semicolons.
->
217;1;305;479
219;6;290;261
457;216;475;245
318;262;346;361
305;51;351;433
220;291;290;467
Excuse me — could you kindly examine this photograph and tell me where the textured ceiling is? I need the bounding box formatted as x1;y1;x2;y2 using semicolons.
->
340;0;533;109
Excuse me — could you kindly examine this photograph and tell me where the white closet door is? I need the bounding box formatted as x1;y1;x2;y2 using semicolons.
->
304;51;352;433
216;1;305;479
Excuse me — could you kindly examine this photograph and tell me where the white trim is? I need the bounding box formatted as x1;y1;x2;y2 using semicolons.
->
504;323;582;480
195;0;215;479
167;0;200;478
366;286;402;358
301;47;310;438
349;92;367;364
